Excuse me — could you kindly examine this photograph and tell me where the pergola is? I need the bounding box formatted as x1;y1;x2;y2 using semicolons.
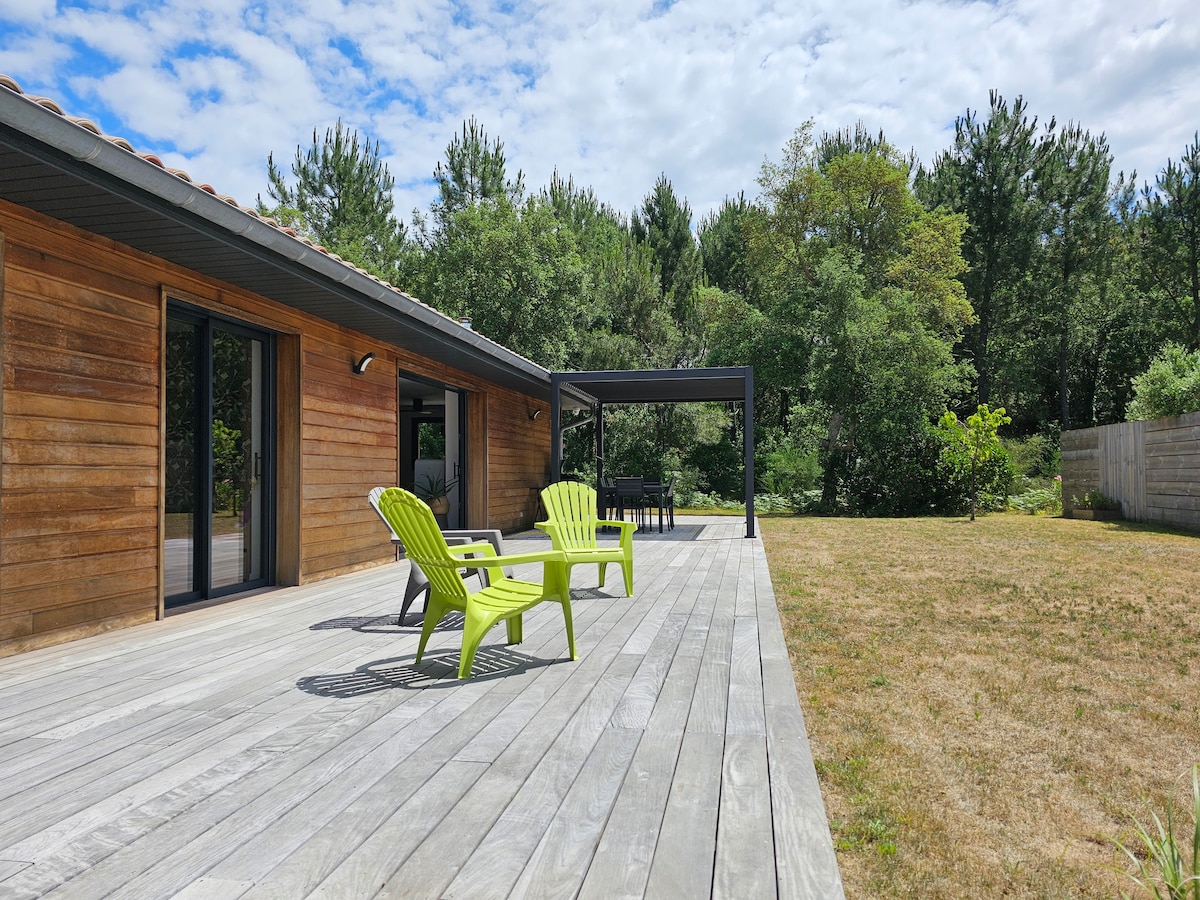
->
549;366;756;538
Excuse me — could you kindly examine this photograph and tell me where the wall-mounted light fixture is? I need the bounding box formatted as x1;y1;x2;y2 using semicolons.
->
529;408;541;420
353;352;376;375
459;317;472;330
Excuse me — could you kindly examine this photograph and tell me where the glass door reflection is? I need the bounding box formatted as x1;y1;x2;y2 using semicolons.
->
165;306;272;607
210;328;266;590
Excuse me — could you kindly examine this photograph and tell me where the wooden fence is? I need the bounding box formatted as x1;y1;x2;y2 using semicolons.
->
1061;411;1200;530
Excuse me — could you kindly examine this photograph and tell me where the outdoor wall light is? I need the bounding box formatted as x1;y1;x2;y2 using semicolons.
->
353;352;376;375
529;409;541;420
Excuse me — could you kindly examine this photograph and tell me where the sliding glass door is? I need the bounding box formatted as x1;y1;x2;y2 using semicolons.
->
165;305;274;606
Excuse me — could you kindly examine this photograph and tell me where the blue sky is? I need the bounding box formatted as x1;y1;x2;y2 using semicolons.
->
1;0;1197;224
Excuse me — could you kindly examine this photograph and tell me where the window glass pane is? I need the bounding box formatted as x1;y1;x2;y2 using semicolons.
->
164;317;198;598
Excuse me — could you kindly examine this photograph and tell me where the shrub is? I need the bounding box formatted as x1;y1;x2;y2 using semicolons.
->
1009;476;1062;515
1127;343;1200;421
759;445;821;500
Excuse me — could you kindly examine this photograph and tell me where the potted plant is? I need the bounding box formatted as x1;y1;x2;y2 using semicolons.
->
415;472;457;515
1069;490;1123;521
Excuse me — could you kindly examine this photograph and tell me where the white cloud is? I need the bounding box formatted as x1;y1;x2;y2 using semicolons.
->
0;0;54;24
1;0;1198;223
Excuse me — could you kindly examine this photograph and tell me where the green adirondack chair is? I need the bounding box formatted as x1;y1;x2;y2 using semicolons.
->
375;488;576;678
537;481;636;596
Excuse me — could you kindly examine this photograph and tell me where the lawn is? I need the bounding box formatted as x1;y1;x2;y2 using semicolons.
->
760;513;1200;899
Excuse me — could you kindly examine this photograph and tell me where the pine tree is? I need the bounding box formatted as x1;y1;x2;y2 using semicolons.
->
1140;134;1200;349
631;174;701;322
1038;123;1113;429
698;192;754;300
918;92;1053;409
259;120;407;280
432;116;524;229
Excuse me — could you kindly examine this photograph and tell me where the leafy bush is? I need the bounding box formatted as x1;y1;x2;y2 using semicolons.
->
687;439;744;498
1127;343;1200;421
1009;476;1062;515
675;489;743;511
672;490;792;513
1002;433;1059;492
840;424;949;516
759;445;821;499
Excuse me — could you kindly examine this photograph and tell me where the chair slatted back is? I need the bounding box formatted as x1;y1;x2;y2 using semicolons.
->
376;488;470;602
614;476;644;500
368;486;401;542
540;482;600;550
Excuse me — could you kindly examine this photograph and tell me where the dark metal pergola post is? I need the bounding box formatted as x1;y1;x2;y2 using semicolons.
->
595;402;605;518
550;372;563;483
744;366;755;538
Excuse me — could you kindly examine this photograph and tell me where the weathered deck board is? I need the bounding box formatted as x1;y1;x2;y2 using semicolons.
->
0;517;843;899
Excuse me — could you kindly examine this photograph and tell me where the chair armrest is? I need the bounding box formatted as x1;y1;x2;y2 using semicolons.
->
597;519;636;531
486;549;568;567
447;541;497;559
534;521;570;551
437;546;566;570
597;518;637;551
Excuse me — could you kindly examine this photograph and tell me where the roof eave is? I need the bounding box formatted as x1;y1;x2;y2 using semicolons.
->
0;86;569;400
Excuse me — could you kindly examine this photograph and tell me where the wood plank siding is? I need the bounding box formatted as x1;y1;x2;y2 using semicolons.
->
0;208;162;653
0;200;554;656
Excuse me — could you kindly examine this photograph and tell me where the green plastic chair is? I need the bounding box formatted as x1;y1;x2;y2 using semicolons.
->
375;488;576;678
537;481;636;596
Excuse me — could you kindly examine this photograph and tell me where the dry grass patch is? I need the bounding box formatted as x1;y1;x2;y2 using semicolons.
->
761;513;1200;899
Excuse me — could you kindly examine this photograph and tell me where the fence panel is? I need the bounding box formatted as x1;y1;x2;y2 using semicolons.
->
1062;412;1200;531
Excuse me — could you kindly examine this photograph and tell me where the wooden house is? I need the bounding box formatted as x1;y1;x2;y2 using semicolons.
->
0;77;565;656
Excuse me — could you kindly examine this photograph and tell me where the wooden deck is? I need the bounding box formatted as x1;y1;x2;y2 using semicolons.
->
0;517;843;899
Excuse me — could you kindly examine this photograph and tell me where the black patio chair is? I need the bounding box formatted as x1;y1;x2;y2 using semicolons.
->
614;477;647;532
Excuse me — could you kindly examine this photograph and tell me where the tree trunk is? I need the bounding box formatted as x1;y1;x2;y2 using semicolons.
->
821;412;844;508
970;456;977;521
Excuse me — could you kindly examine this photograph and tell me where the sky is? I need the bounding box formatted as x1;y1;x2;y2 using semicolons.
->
1;0;1197;225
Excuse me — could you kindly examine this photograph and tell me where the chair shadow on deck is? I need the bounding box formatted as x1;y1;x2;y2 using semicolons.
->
296;645;556;697
308;586;615;639
308;614;410;632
